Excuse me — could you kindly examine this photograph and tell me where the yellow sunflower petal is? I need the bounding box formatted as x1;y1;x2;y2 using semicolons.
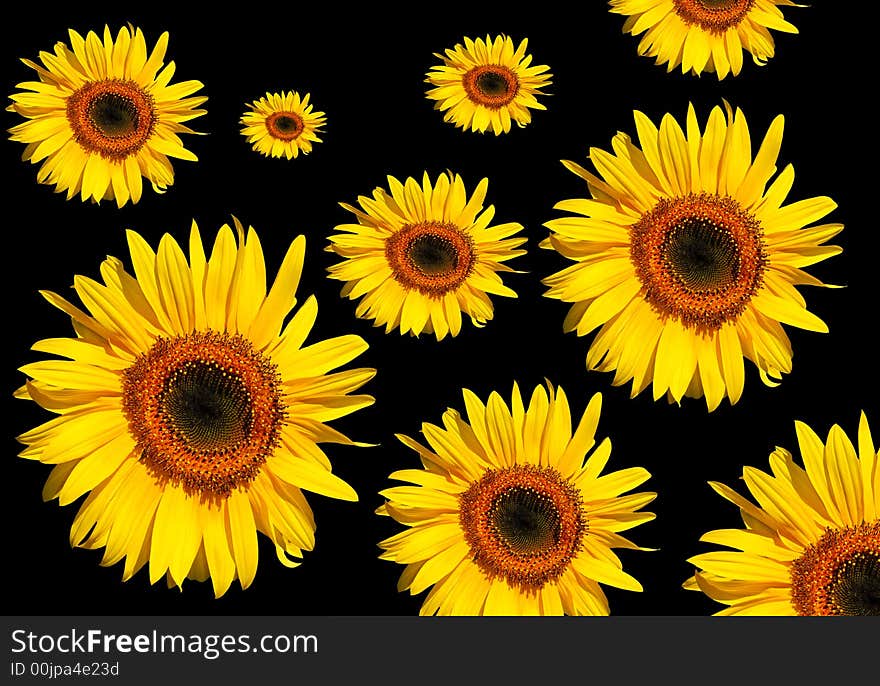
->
9;25;204;205
379;382;652;615
691;414;880;615
18;220;373;599
328;173;524;340
611;0;802;79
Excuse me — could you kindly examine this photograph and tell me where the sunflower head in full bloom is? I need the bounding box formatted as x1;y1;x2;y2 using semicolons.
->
609;0;802;79
240;90;326;159
542;103;841;411
16;219;375;597
378;383;655;615
7;25;206;207
326;171;527;340
685;413;879;615
425;34;552;135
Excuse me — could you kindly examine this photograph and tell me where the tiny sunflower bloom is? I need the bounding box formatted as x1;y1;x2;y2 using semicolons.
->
542;103;841;411
240;90;326;159
425;34;552;135
378;383;655;615
685;413;879;615
610;0;802;79
7;25;206;206
326;171;527;340
16;219;375;597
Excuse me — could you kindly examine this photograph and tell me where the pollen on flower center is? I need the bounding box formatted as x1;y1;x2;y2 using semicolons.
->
664;217;740;291
672;0;755;33
161;360;252;451
385;221;475;297
492;486;561;554
122;331;286;496
462;65;519;108
790;521;880;616
459;464;586;591
89;93;139;136
66;79;156;160
266;111;304;140
630;193;766;331
408;233;459;275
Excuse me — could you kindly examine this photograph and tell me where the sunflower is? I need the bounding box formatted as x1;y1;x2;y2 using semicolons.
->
609;0;801;79
326;171;527;340
15;219;375;597
685;413;879;615
7;25;206;207
378;383;655;615
542;103;841;411
425;34;552;135
240;90;326;159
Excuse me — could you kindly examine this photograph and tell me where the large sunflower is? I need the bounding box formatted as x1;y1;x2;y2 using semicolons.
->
16;219;375;597
326;171;527;340
685;413;879;615
425;34;552;135
609;0;801;79
240;90;326;159
378;383;655;615
7;25;206;207
542;103;841;411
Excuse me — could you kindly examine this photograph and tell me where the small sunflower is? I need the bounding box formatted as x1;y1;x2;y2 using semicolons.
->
378;383;655;615
425;34;552;135
7;25;206;206
240;90;326;159
16;219;375;597
610;0;801;79
542;103;841;411
326;171;527;340
685;413;879;615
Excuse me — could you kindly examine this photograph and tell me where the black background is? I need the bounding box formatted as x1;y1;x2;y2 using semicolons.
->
2;3;874;617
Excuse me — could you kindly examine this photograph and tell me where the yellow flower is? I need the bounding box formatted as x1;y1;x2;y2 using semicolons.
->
379;383;655;615
686;413;879;615
542;103;841;411
16;219;375;597
610;0;802;79
425;34;551;135
7;25;206;206
326;171;526;340
240;90;326;159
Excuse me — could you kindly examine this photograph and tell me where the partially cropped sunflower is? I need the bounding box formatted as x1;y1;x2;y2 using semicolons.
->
610;0;801;79
378;383;655;615
240;90;326;159
685;413;879;615
425;34;552;135
542;103;841;411
326;171;527;340
7;25;206;207
16;219;374;597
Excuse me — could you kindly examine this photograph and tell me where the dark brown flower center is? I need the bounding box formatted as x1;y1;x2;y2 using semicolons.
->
491;485;562;555
462;65;519;108
790;521;880;616
122;331;286;497
459;465;586;591
266;111;304;140
66;79;156;160
629;193;766;331
161;360;252;451
407;233;459;276
89;92;140;136
385;221;475;297
664;217;740;292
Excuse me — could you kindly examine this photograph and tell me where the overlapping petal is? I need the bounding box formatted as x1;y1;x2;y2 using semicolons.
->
379;383;655;615
16;219;374;596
